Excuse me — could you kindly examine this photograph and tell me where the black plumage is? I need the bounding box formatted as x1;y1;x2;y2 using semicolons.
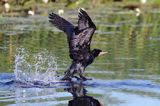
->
49;8;107;81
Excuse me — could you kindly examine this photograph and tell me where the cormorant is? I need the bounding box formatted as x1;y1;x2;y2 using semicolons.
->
49;8;107;81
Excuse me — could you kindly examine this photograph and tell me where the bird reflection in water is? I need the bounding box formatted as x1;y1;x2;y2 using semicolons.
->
65;82;102;106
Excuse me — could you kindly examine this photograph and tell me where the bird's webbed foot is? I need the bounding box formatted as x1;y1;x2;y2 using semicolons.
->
79;75;92;81
72;76;81;80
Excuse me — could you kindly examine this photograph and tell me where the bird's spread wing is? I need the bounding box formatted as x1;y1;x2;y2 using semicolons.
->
49;10;96;61
77;8;96;51
69;9;96;60
49;12;75;37
78;8;96;30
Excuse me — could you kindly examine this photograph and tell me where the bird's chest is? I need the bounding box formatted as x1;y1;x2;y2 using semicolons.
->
84;55;94;66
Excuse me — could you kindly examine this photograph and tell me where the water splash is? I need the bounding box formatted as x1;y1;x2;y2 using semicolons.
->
14;48;58;83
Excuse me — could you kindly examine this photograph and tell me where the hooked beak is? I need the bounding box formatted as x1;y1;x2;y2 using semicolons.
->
98;51;108;56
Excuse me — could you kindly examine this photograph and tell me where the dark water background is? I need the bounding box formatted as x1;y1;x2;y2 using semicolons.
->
0;4;160;106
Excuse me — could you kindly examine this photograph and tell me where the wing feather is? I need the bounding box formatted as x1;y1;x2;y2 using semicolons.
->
69;9;97;60
78;8;96;30
77;8;96;50
49;13;75;36
49;9;97;61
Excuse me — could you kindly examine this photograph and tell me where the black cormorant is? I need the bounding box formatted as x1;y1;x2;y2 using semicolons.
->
49;8;107;81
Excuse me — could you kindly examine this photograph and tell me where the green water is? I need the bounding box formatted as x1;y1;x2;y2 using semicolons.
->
0;5;160;106
0;8;160;78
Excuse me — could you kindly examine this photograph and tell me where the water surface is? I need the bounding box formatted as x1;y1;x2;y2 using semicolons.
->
0;6;160;106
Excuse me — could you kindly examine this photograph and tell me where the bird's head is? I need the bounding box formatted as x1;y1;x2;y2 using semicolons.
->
92;49;108;57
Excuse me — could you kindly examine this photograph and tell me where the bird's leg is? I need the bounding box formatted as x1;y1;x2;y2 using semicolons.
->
79;74;92;81
61;68;75;81
61;71;72;81
79;75;87;81
78;67;91;81
61;75;72;81
63;71;72;81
